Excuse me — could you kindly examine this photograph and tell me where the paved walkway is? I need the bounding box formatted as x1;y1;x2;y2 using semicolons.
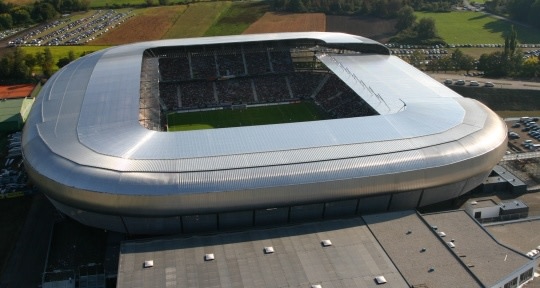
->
0;193;56;288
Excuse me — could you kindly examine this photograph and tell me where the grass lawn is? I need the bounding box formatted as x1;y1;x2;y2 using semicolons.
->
204;2;269;36
162;2;232;39
168;102;326;131
415;11;540;44
20;46;109;72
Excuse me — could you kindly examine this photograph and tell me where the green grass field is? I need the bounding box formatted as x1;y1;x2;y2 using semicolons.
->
21;46;109;72
162;2;232;39
167;102;326;131
415;11;540;44
204;2;269;36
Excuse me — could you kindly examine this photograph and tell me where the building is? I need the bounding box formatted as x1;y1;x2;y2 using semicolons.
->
465;198;529;223
0;84;36;133
116;210;537;287
22;32;507;235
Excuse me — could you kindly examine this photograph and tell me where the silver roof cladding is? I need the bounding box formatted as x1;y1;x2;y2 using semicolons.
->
22;32;507;217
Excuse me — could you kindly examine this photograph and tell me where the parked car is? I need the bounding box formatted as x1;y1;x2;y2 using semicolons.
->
484;82;494;87
469;80;480;86
443;79;452;85
455;79;465;85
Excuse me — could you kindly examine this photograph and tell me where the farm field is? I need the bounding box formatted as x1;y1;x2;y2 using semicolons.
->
326;15;397;43
89;6;186;45
415;11;540;45
162;2;232;39
167;102;326;131
242;12;325;34
204;2;268;36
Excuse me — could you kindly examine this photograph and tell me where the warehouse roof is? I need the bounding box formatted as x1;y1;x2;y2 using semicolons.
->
117;218;408;288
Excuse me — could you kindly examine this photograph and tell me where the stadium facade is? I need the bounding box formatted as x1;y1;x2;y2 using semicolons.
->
22;32;507;234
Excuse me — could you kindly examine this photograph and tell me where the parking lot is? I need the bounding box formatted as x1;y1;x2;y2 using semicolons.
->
7;9;132;47
507;117;540;152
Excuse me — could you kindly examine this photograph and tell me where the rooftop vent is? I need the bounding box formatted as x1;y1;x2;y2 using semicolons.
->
321;239;332;247
204;253;215;261
264;246;275;254
437;232;446;237
467;264;475;268
311;285;322;288
420;248;426;253
406;230;412;235
428;267;435;273
471;201;478;205
431;225;438;230
374;276;387;284
143;260;154;268
447;242;456;248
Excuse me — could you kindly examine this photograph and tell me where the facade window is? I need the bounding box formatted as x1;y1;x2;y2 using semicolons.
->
519;268;533;283
504;277;518;288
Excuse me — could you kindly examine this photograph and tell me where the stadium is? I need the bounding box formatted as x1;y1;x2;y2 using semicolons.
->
22;32;507;235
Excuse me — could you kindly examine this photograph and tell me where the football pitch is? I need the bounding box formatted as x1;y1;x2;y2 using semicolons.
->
167;102;327;131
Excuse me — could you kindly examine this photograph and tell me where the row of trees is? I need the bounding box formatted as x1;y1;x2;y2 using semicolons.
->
272;0;459;16
424;50;540;78
0;0;89;30
419;27;540;78
0;47;79;82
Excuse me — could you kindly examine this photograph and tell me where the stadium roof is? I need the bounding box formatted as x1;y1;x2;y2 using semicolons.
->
23;32;507;219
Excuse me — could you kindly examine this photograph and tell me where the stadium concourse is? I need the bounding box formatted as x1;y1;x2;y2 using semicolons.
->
22;32;507;235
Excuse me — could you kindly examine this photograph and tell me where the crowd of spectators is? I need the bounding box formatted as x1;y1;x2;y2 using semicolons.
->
145;48;376;125
217;52;245;76
253;75;290;102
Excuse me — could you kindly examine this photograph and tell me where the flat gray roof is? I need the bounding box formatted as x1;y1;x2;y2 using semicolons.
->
117;218;408;288
421;210;532;287
363;211;482;288
117;210;536;287
486;219;540;254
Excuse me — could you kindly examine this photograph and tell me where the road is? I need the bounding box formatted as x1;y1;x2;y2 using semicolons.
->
428;73;540;90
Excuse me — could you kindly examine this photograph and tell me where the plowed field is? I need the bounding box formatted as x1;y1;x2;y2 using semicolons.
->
243;12;325;34
89;6;187;45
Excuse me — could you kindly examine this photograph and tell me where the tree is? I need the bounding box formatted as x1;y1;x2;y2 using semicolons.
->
11;7;32;26
450;49;475;73
529;0;540;28
0;13;12;29
520;56;540;77
41;47;54;78
395;6;416;32
31;2;58;22
11;48;31;79
57;50;77;68
415;17;437;40
477;52;506;77
24;53;37;75
287;0;307;12
0;56;11;80
409;50;423;67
